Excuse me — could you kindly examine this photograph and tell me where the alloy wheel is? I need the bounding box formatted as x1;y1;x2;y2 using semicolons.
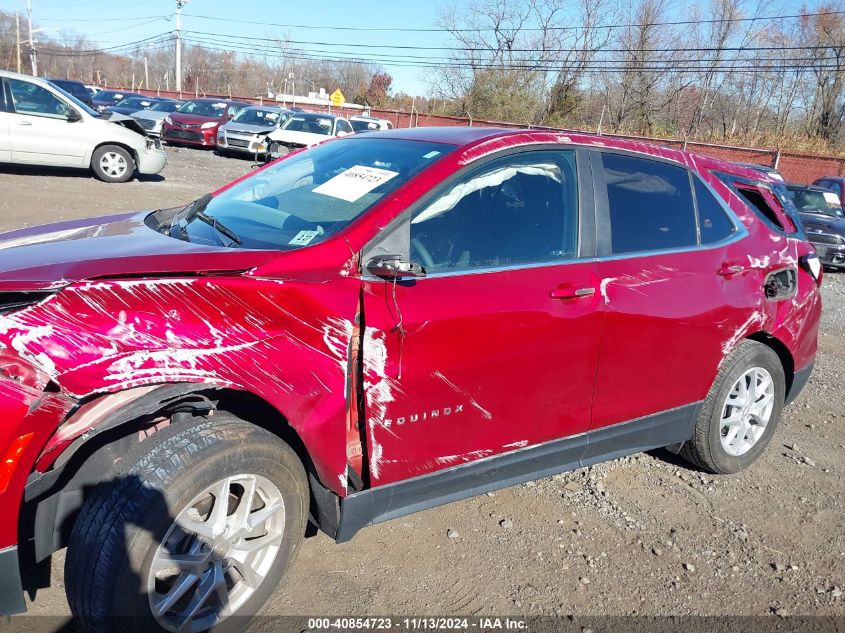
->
147;474;286;633
99;151;128;178
719;367;775;457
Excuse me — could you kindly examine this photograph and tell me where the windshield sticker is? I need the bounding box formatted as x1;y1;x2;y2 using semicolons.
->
823;191;840;205
289;230;320;246
423;150;441;159
313;165;399;202
213;103;226;109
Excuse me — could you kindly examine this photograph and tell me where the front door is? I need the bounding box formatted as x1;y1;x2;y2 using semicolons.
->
361;149;605;485
4;77;86;166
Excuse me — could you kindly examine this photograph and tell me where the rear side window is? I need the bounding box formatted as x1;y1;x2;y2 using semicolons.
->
601;153;697;255
693;178;737;244
736;187;785;230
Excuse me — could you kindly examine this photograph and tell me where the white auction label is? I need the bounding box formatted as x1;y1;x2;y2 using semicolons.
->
313;165;399;202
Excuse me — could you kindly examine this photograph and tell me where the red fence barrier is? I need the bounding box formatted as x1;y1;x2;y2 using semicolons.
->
128;87;845;183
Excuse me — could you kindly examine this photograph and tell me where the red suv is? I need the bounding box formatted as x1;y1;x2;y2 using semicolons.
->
0;129;821;631
162;98;249;147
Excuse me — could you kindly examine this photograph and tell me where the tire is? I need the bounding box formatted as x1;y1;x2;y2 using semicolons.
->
681;340;786;474
91;145;136;183
65;414;309;633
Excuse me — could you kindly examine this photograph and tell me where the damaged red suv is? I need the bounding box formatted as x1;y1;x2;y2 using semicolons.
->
0;128;821;631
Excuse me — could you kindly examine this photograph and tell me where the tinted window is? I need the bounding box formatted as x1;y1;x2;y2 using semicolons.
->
601;153;697;254
410;151;578;272
694;178;736;244
7;78;73;119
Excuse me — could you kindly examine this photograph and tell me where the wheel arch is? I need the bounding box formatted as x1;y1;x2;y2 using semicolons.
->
20;382;323;566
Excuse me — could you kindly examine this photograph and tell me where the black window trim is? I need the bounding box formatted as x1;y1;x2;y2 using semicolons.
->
360;144;595;281
592;148;747;260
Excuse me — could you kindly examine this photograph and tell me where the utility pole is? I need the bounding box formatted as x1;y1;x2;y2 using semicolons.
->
175;0;189;92
144;57;149;90
15;13;21;73
26;0;37;76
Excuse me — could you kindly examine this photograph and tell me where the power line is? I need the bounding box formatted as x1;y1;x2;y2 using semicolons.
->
181;9;845;33
181;29;841;57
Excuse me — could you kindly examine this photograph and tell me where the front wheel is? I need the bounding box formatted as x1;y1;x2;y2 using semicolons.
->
681;340;785;474
91;145;136;183
65;414;309;633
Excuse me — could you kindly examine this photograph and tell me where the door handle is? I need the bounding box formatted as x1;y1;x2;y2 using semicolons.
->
16;121;32;126
550;287;596;300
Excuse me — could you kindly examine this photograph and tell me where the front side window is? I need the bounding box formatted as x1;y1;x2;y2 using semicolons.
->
7;78;74;119
601;153;697;255
162;138;455;250
410;151;578;273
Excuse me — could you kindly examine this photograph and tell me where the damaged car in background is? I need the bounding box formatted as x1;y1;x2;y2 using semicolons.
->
0;70;166;183
0;127;821;632
265;111;354;158
216;104;292;157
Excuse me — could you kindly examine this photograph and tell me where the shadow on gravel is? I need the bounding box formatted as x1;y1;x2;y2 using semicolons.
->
0;165;166;184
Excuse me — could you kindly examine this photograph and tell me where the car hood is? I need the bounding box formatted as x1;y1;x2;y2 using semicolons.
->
267;129;329;146
169;112;223;125
798;212;845;236
221;122;277;135
105;112;148;137
133;110;169;122
0;211;279;291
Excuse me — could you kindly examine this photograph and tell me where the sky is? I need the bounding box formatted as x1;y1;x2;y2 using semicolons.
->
0;0;447;95
0;0;819;96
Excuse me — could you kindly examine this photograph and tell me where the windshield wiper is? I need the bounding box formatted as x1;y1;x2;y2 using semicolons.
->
193;211;243;247
172;192;243;247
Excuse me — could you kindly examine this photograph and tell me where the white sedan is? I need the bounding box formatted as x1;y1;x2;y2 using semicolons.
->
265;112;354;158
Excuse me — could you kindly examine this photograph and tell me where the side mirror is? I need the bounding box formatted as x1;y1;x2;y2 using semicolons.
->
66;108;82;123
366;254;426;278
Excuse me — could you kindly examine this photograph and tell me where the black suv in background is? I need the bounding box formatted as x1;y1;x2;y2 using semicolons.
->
46;78;93;107
785;182;845;269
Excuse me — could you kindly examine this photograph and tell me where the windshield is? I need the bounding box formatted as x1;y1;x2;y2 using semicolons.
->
282;115;335;135
178;100;228;118
116;97;153;109
786;186;845;218
174;138;456;250
351;119;381;132
233;108;286;127
149;100;180;112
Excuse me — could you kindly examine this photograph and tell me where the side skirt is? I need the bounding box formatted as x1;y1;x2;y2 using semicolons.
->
327;402;701;543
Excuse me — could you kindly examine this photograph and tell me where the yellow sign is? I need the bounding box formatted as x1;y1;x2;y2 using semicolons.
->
330;89;345;107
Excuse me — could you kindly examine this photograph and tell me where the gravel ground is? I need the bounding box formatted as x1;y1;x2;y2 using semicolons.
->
1;147;843;629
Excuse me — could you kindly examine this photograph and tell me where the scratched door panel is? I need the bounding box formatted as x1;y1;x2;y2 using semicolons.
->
361;261;603;486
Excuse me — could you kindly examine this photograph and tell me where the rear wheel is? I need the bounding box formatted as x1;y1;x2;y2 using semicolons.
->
91;145;135;183
65;414;309;633
681;340;785;474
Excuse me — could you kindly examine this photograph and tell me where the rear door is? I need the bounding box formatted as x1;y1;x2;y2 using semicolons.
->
590;151;754;438
5;77;86;166
360;148;605;485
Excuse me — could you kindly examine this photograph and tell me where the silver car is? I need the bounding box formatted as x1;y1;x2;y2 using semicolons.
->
216;105;291;156
130;99;183;137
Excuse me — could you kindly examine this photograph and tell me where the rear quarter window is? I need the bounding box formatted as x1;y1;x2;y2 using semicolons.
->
693;177;737;244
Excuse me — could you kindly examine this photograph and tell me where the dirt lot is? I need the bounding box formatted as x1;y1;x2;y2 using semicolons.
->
2;148;844;629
